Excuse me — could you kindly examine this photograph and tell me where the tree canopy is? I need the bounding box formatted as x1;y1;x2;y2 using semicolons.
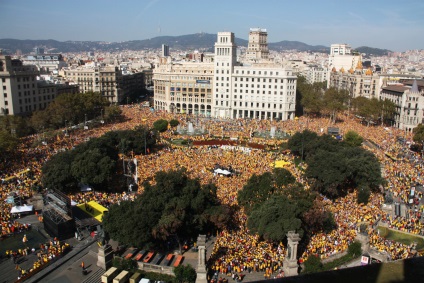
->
323;87;349;124
30;91;114;130
174;264;197;283
238;169;326;241
247;194;304;240
153;119;169;132
237;168;296;214
351;97;397;126
343;130;364;147
288;130;383;199
103;168;231;251
413;124;424;146
42;126;157;193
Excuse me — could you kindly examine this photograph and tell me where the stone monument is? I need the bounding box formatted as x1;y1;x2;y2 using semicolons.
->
97;229;113;270
196;234;207;283
283;231;300;277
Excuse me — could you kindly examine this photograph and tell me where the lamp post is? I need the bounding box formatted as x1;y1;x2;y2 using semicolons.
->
100;109;104;124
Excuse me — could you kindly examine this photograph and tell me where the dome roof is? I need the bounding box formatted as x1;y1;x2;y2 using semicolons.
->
365;68;372;75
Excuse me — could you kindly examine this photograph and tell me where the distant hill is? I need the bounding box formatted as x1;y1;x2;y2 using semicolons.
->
269;40;329;52
0;34;390;56
0;33;328;54
353;46;391;56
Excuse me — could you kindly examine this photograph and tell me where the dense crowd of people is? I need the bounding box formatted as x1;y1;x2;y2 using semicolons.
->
1;103;424;280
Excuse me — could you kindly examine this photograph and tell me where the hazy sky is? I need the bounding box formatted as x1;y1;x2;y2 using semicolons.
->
1;0;423;52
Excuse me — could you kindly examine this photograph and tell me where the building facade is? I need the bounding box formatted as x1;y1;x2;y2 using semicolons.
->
62;66;123;103
380;80;424;131
329;63;379;99
304;65;328;84
153;62;214;115
22;54;68;73
153;30;297;121
0;55;78;116
1;55;39;115
246;28;269;61
327;43;361;88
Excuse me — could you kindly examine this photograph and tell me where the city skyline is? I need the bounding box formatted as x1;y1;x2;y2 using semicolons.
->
0;0;423;52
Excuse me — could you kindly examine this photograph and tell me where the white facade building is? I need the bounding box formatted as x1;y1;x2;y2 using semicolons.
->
380;80;424;131
327;43;361;88
304;65;328;84
153;30;297;121
22;54;68;73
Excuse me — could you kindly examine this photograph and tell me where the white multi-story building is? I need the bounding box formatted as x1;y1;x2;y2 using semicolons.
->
0;55;78;116
153;30;297;121
62;66;123;103
380;80;424;131
1;55;39;115
329;62;380;99
22;54;68;73
303;65;328;84
327;43;361;88
153;61;214;115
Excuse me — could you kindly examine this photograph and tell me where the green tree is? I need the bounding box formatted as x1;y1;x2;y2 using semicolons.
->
273;167;296;188
351;97;381;126
237;172;273;214
287;130;320;161
0;129;18;155
380;98;397;126
303;254;323;274
323;87;349;124
41;150;78;193
114;126;156;155
30;92;110;129
300;81;326;116
413;124;424;148
306;146;383;198
348;241;362;257
104;104;123;122
357;186;371;205
343;130;364;147
174;264;197;283
71;148;116;189
103;168;230;251
247;195;304;241
112;257;137;272
287;130;340;162
153;119;169;132
170;119;180;128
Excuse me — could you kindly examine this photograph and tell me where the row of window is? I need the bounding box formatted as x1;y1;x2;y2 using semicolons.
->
215;100;290;109
170;87;212;92
171;98;208;103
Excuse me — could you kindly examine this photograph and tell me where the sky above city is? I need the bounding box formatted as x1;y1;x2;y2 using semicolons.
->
1;0;423;52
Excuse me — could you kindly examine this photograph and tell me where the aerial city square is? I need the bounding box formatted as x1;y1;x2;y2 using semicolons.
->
1;1;424;283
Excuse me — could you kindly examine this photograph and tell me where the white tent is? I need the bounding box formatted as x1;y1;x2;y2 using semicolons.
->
214;168;232;176
10;204;33;214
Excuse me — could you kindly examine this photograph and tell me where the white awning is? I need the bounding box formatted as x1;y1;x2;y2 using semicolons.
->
10;205;34;214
